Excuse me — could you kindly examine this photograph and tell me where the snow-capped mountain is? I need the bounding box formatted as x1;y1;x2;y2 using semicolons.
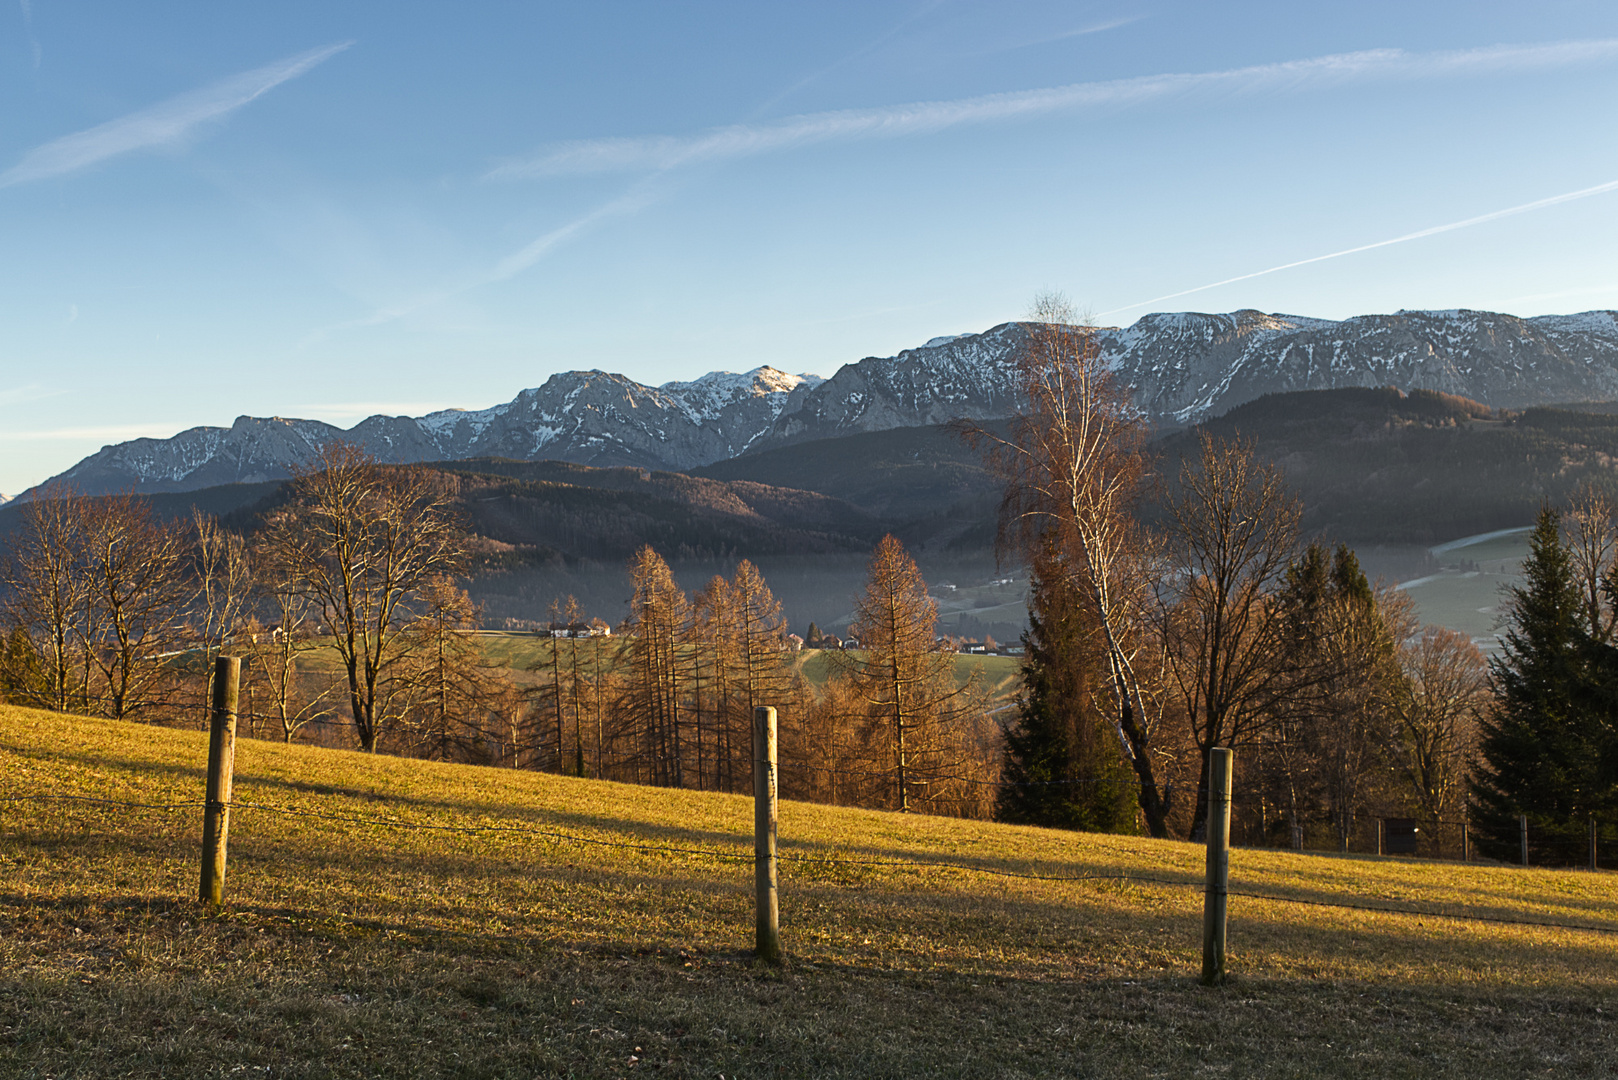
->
36;367;823;497
26;308;1618;498
1098;308;1618;423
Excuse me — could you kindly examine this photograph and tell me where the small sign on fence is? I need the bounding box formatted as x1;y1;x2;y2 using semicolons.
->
1383;818;1419;856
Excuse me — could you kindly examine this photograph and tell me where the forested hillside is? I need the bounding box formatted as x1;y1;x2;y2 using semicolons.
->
1158;388;1618;544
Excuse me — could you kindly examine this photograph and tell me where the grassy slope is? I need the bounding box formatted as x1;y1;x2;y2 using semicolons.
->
3;708;1616;1078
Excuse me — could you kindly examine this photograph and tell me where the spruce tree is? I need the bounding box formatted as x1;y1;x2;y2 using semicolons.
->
1474;508;1607;863
997;541;1136;831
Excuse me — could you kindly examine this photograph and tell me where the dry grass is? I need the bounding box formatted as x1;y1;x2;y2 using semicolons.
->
2;704;1616;1078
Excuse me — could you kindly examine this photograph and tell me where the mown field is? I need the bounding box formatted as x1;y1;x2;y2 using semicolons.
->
2;706;1616;1078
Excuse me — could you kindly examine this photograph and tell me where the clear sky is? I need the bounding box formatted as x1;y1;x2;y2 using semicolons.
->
5;1;1618;495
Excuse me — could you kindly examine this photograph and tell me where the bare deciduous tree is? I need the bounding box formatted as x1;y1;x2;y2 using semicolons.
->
79;494;190;720
258;444;468;751
1393;625;1485;855
1158;433;1302;840
965;294;1171;835
2;486;92;712
1565;483;1618;643
191;510;253;714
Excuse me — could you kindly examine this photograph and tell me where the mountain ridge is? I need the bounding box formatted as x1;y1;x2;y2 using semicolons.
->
28;307;1618;498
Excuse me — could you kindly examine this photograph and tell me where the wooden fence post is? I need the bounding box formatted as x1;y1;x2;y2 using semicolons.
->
1519;814;1529;868
199;656;240;907
1377;818;1385;857
1591;815;1598;872
1201;747;1233;986
1462;811;1470;863
753;705;782;964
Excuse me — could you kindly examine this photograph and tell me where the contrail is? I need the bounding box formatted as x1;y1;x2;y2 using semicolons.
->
1;41;352;187
490;38;1618;180
1097;177;1618;318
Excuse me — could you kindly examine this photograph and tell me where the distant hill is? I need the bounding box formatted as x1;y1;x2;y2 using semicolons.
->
1154;387;1618;544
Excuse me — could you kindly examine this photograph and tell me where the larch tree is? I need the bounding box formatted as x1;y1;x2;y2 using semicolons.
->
831;535;990;814
619;546;691;787
403;575;512;763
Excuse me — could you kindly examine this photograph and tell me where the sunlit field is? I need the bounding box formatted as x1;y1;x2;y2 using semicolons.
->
2;705;1615;1078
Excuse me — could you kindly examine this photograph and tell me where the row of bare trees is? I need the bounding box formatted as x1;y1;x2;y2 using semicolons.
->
970;296;1488;851
0;446;514;757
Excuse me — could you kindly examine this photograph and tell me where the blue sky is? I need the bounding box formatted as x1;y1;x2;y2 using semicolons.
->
5;1;1618;494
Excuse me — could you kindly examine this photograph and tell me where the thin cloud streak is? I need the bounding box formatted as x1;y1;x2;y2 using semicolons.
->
1;41;352;187
1506;284;1618;305
1098;177;1618;317
0;423;185;442
307;182;666;341
974;15;1146;56
0;383;63;408
491;38;1618;179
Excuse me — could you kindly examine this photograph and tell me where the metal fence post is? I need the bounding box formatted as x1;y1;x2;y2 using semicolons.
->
1201;747;1232;986
199;656;240;907
753;705;782;963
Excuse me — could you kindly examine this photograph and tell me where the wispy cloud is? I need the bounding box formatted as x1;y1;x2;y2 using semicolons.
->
304;181;666;341
0;423;184;442
971;15;1145;56
0;41;352;187
490;38;1618;180
1506;283;1618;305
0;383;63;408
1098;176;1618;317
19;0;40;71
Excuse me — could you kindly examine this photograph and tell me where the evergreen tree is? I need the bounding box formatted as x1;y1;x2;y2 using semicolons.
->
997;540;1136;831
1473;508;1609;863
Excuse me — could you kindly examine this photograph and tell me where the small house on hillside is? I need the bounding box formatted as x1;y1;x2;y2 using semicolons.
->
545;621;610;639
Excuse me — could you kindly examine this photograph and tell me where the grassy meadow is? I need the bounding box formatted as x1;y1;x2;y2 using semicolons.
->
1391;528;1532;651
2;705;1616;1077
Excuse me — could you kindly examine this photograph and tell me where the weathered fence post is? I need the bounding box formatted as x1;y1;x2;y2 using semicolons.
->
753;705;782;963
1519;814;1530;868
1462;811;1470;863
199;656;240;907
1591;815;1599;872
1376;818;1385;857
1201;747;1233;986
